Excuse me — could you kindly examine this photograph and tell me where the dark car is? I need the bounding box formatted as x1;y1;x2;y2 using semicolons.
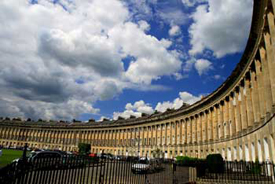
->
101;153;113;160
131;158;151;174
28;151;64;170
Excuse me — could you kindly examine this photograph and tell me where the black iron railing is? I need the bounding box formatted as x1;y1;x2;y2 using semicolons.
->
0;155;147;184
0;155;190;184
196;160;275;183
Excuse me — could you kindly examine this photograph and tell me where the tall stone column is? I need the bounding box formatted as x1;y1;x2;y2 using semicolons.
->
230;101;235;136
245;77;254;128
250;69;261;124
272;0;275;15
234;90;242;133
154;125;157;146
259;46;272;113
263;30;275;107
240;84;248;131
207;110;212;141
199;114;203;143
161;124;164;146
187;118;191;144
183;120;187;144
224;99;230;138
255;59;266;118
213;106;218;140
169;123;172;146
201;112;206;142
172;122;176;146
218;103;224;139
163;124;166;146
192;116;197;144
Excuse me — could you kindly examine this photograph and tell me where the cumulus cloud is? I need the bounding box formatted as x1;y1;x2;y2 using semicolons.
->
114;92;201;119
155;91;201;112
183;58;196;73
0;0;183;120
194;59;213;76
189;0;253;58
113;100;154;120
181;0;207;7
169;25;182;37
109;22;182;84
138;20;150;32
183;58;213;76
126;0;188;25
179;92;201;104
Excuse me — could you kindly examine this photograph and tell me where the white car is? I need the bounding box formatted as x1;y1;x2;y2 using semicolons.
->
131;159;150;173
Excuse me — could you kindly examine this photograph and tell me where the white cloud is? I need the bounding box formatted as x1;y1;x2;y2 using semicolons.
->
183;58;196;72
99;116;109;121
213;74;221;80
114;91;200;118
138;20;150;31
194;59;213;76
126;0;187;25
179;92;201;104
114;91;201;119
0;0;183;120
155;91;201;112
158;8;188;25
189;0;253;58
0;97;99;121
109;22;182;84
169;25;182;37
181;0;207;7
113;100;154;120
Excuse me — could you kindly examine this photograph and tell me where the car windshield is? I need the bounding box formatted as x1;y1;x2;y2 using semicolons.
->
27;152;36;158
139;159;149;164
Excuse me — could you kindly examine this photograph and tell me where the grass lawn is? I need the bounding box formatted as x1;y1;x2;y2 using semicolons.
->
0;149;28;168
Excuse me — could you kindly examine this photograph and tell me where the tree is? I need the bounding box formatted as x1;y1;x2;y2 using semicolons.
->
152;148;162;158
78;143;91;155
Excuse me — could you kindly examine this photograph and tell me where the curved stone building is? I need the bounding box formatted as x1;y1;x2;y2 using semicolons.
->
1;0;275;162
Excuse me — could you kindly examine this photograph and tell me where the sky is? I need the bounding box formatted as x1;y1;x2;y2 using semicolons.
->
0;0;253;121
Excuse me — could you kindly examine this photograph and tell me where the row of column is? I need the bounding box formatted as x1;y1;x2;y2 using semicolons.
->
1;2;275;160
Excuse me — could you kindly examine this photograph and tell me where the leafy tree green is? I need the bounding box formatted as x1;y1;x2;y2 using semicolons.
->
151;148;162;158
206;154;224;173
78;143;91;155
250;158;261;174
176;156;205;166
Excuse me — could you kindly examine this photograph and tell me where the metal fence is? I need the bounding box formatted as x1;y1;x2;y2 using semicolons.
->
196;161;275;183
0;155;146;184
0;155;190;184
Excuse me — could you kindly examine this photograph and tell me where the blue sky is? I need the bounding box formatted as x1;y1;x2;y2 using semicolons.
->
0;0;253;121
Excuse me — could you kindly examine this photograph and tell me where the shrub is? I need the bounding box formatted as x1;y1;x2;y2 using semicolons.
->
176;156;205;166
78;143;91;155
250;159;261;174
206;154;224;173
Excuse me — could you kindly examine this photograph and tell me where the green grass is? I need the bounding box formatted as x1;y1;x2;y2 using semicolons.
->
0;149;27;167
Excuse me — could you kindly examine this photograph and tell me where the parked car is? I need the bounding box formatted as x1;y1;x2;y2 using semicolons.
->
114;155;123;160
12;151;64;170
131;158;151;174
101;153;113;160
28;151;64;169
89;153;97;157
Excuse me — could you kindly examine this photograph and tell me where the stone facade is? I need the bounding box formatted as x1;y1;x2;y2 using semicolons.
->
0;0;275;162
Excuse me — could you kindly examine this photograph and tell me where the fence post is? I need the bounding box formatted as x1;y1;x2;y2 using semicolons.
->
172;163;177;184
272;162;275;182
22;143;28;162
